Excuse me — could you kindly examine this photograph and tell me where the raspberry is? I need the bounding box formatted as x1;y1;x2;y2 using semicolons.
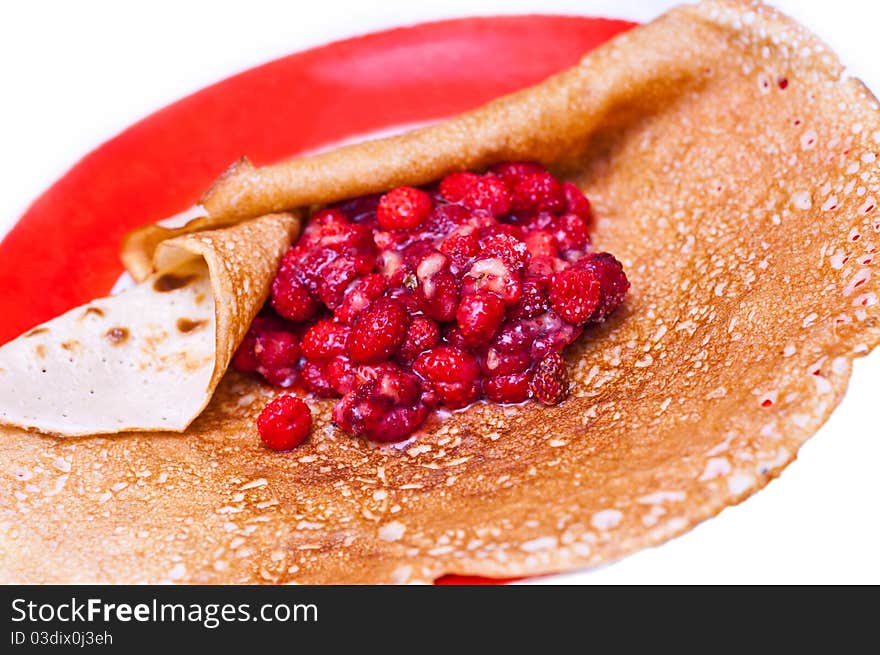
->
480;232;530;270
483;372;530;403
562;182;591;218
301;320;350;360
377;186;433;231
349;297;410;363
529;353;569;405
439;171;480;203
489;161;547;188
549;267;601;324
511;172;565;214
413;346;481;409
334;273;387;324
462;175;512;216
257;395;311;451
456;292;506;346
398;316;440;362
573;252;630;322
271;268;319;322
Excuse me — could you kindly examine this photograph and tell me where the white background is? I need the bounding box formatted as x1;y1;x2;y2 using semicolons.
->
1;1;878;583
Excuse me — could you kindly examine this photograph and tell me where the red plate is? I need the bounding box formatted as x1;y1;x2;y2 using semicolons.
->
0;14;634;583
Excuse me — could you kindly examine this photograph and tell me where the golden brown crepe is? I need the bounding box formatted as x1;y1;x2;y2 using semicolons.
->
2;0;879;583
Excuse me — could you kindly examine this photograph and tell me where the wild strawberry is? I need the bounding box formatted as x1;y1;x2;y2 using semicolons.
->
480;232;530;270
549;267;601;324
508;278;550;320
462;175;512;216
562;182;591;218
554;213;590;253
398;316;440;362
317;256;366;309
413;346;481;409
456;292;506;346
489;161;547;188
483;372;531;403
301;320;350;361
377;186;433;231
423;203;471;237
349;297;410;363
334;273;387;324
300;360;338;398
334;193;381;223
461;257;522;306
439;171;480;203
254;328;300;387
523;229;558;259
257;395;311;450
511;171;565;214
439;230;480;272
573;252;630;322
271;268;319;322
529;352;569;405
478;347;531;376
415;252;460;322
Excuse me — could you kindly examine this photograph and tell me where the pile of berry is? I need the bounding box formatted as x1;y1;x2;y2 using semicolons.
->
233;162;629;449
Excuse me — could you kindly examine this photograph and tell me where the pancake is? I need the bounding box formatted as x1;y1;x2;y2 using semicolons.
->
1;0;878;583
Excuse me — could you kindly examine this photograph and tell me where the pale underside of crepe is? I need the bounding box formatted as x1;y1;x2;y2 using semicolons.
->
1;0;879;583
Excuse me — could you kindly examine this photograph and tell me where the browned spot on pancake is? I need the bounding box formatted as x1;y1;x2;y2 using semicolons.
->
61;340;80;352
24;327;48;338
34;345;46;359
176;318;207;334
105;327;130;345
81;306;105;319
153;273;196;293
195;293;206;305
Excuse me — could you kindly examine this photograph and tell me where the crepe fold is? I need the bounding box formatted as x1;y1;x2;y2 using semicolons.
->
0;213;298;435
2;0;879;583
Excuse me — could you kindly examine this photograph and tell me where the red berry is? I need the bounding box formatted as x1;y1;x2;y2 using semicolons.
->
332;365;427;442
253;328;300;387
257;395;311;451
413;346;481;409
300;360;338;398
573;252;630;322
398;316;440;362
461;257;522;306
439;230;480;272
562;182;591;218
511;172;565;214
480;232;530;270
304;208;348;237
478;347;531;376
377;186;433;231
456;292;506;346
523;229;558;259
317;256;364;309
271;269;319;322
508;278;550;320
415;252;460;322
439;171;480;203
549;267;601;324
483;372;531;403
349;297;410;363
335;273;387;324
489;161;547;188
301;320;350;360
529;353;569;405
462;175;512;216
334;193;381;223
554;213;590;253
